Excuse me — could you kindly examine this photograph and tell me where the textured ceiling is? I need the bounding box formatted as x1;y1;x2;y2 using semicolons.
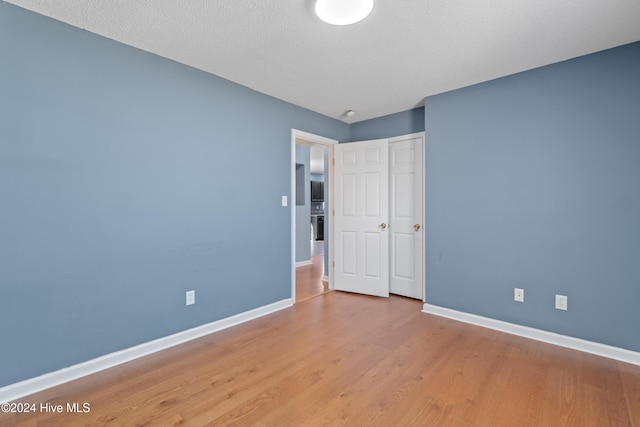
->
7;0;640;123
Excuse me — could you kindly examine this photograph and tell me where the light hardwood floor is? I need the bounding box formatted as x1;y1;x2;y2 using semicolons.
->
3;292;640;426
296;254;328;303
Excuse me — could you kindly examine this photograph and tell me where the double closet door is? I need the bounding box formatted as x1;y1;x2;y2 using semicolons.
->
333;133;424;300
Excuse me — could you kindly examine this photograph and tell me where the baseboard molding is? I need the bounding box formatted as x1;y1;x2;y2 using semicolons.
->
0;298;294;403
422;303;640;366
322;276;329;282
296;260;312;268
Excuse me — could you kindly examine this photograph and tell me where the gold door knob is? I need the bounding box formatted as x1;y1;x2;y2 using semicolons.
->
414;224;421;231
380;223;387;230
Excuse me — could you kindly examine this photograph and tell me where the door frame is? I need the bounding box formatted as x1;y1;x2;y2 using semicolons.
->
290;129;338;302
290;130;426;303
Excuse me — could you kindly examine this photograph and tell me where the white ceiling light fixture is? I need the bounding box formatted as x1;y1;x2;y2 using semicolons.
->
315;0;374;26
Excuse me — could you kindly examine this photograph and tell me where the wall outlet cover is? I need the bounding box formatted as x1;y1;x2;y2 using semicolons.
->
514;288;524;302
555;294;567;311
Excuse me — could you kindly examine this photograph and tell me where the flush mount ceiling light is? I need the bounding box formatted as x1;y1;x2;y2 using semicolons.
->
315;0;374;26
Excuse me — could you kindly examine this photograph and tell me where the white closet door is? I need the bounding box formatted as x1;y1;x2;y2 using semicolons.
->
389;136;424;300
334;139;389;297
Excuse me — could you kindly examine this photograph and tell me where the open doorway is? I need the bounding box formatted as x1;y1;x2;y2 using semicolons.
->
291;130;337;303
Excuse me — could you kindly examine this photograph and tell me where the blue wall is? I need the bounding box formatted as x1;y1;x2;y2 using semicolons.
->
0;3;349;387
350;107;424;141
424;42;640;352
295;145;311;263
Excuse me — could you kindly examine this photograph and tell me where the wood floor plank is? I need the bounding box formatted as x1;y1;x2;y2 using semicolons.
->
491;352;549;426
296;254;327;303
619;360;640;425
538;367;581;426
2;292;640;426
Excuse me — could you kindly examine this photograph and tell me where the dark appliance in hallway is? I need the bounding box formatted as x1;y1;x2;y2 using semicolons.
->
311;214;324;241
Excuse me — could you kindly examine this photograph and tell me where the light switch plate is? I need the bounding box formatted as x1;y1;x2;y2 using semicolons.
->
281;196;288;206
186;290;195;306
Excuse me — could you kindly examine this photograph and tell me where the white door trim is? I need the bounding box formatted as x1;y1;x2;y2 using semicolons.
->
291;129;338;302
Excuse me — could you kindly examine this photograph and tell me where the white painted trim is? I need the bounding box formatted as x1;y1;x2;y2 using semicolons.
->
291;129;338;301
422;303;640;366
296;260;313;268
290;132;297;302
0;298;294;403
421;132;426;303
322;275;329;282
326;144;335;291
388;131;426;143
292;129;338;146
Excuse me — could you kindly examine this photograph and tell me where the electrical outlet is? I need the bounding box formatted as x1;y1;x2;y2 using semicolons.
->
555;294;567;311
514;288;524;302
186;290;195;306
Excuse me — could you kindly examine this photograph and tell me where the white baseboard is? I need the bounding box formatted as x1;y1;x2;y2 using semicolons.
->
322;276;329;282
0;298;294;403
296;260;312;268
422;303;640;366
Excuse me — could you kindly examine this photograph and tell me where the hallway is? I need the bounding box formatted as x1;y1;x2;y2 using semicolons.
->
296;241;328;303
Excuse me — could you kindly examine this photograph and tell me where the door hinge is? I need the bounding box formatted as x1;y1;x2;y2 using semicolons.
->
332;158;335;166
